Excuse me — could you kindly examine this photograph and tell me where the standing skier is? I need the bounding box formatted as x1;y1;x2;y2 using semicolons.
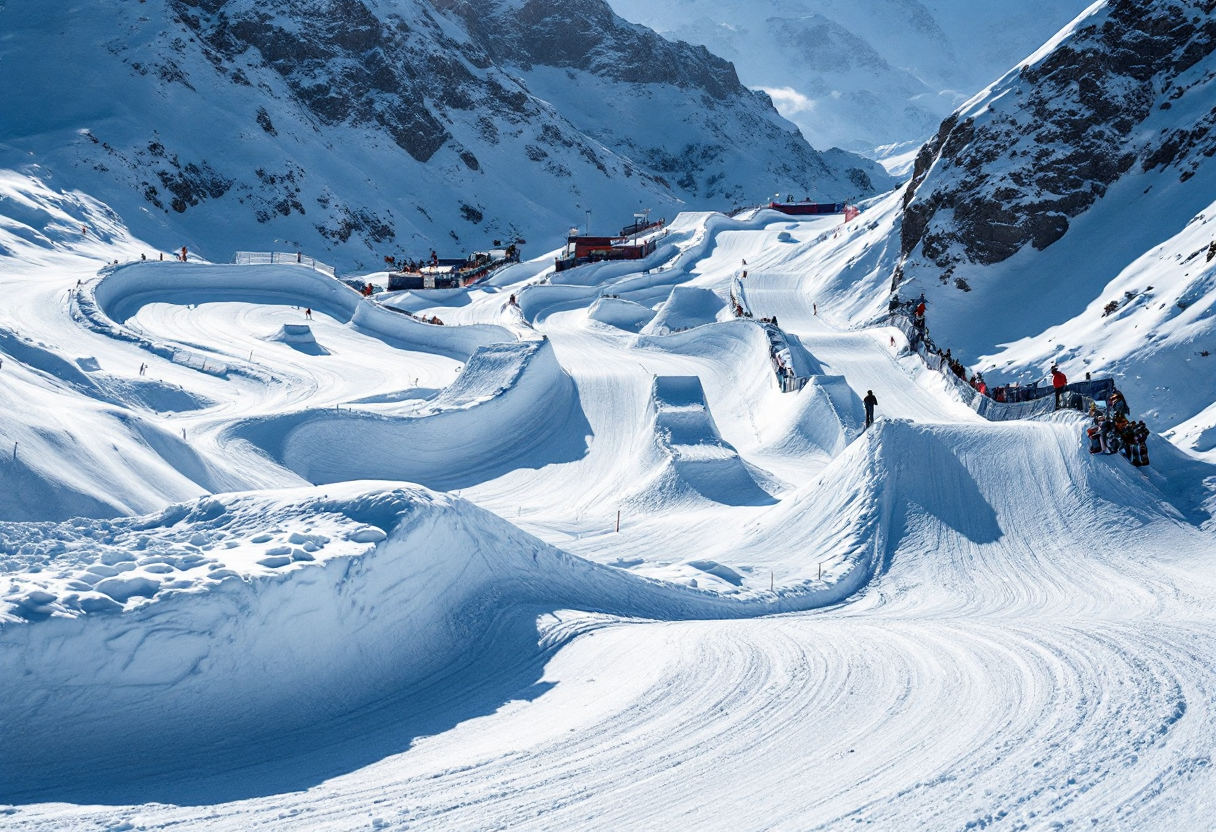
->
863;390;878;428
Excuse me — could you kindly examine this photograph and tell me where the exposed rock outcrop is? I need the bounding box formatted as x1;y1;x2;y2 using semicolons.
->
897;0;1216;278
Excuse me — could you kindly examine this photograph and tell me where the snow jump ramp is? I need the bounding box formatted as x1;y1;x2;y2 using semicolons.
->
638;375;778;507
267;322;328;354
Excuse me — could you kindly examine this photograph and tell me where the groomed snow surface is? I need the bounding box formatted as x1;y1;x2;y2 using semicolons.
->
2;180;1215;830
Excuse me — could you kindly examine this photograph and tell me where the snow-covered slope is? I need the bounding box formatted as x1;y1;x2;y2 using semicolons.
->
2;169;1215;828
763;0;1216;445
891;0;1216;436
605;0;1095;162
0;0;892;272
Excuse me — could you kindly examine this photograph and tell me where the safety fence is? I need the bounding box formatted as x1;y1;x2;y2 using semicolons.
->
172;349;228;376
234;251;336;277
894;314;1034;420
731;274;811;393
889;313;1117;421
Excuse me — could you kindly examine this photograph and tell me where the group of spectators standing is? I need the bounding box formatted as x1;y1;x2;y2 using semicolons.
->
1086;391;1150;466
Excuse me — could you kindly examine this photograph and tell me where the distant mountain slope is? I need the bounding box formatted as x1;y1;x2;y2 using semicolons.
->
604;0;1094;161
0;0;891;271
799;0;1216;436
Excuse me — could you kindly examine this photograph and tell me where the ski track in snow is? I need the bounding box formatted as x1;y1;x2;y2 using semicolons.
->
1;201;1215;830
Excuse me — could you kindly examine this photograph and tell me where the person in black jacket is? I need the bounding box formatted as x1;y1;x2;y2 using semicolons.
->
863;390;878;428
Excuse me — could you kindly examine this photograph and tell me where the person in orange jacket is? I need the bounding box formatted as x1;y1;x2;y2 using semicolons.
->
1051;364;1068;409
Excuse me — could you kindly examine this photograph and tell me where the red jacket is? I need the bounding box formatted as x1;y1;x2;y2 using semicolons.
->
1052;369;1067;389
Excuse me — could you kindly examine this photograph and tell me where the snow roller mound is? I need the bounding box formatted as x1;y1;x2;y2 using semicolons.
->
640;286;729;336
587;295;656;332
0;484;869;801
266;322;329;355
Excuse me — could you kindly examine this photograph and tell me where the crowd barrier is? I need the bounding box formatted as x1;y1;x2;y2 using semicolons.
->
889;313;1117;422
234;251;336;277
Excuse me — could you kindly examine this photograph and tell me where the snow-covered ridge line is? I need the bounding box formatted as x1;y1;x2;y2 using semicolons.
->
525;208;835;314
0;0;893;271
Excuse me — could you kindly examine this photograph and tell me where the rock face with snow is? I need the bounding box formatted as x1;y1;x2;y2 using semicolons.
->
837;0;1216;435
897;0;1216;279
0;0;891;270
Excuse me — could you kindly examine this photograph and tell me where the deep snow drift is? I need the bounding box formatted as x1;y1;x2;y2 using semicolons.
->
2;172;1215;829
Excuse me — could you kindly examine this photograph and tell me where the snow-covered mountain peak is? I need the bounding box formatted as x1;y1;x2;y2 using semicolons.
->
0;0;891;271
605;0;1096;159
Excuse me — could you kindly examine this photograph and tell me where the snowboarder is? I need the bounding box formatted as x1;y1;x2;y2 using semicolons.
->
180;246;188;262
813;303;817;316
305;307;312;319
1051;364;1068;409
863;390;878;428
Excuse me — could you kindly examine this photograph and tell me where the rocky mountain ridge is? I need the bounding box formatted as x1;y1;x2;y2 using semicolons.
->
0;0;891;271
813;0;1216;437
896;0;1216;283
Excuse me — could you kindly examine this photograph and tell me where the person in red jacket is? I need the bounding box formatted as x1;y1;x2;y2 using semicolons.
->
1051;364;1068;409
